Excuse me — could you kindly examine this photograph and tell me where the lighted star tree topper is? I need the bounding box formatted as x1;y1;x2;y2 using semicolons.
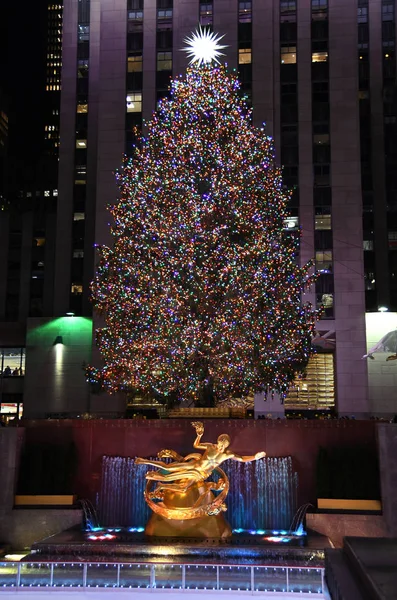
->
88;30;319;406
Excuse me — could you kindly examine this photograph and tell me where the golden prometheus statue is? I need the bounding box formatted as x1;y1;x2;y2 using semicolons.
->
136;421;266;538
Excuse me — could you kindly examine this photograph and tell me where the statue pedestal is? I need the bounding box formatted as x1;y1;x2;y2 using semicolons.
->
145;512;232;538
144;482;232;538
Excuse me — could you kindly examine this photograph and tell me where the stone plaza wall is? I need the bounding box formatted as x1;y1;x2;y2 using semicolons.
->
18;418;379;507
377;423;397;536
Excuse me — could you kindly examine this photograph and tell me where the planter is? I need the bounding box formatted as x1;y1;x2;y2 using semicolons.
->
14;495;77;507
317;498;381;511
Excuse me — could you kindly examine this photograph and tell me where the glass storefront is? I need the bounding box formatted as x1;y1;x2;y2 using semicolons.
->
0;348;26;376
285;353;335;410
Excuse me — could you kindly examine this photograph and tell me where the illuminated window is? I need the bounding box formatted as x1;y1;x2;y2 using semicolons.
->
316;250;332;273
312;51;328;63
53;189;58;196
71;283;83;295
34;238;46;247
281;46;297;64
0;348;26;377
128;10;143;19
44;191;50;197
312;0;327;18
126;92;142;113
285;353;335;410
157;51;172;71
239;0;251;23
157;9;172;19
200;3;213;26
73;212;85;221
77;103;88;113
315;214;331;230
76;139;87;149
281;0;296;13
312;0;327;9
128;55;143;72
75;165;87;184
78;59;89;78
78;24;89;42
280;0;296;22
238;48;252;65
73;249;84;258
283;216;299;230
358;7;368;23
363;240;374;251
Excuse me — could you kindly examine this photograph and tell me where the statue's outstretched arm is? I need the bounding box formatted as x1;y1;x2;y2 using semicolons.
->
231;451;266;463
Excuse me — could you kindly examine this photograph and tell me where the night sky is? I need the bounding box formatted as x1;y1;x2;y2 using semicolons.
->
0;1;49;188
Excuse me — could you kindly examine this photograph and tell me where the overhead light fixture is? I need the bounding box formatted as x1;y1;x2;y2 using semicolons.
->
66;312;75;317
378;306;389;312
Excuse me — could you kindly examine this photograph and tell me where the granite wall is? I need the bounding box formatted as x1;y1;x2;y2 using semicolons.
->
307;514;387;549
377;423;397;537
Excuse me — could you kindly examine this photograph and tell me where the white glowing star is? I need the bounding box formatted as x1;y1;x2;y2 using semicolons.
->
182;26;227;66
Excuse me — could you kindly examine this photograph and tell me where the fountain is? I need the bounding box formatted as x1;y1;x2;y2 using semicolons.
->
97;455;298;534
26;423;330;578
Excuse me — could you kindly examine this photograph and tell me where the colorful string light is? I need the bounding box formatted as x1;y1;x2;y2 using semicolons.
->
87;64;318;405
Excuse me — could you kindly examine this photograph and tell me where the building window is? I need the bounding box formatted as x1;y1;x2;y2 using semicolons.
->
157;51;172;71
239;0;252;23
77;103;88;113
313;133;330;145
388;231;397;248
363;240;374;251
312;0;327;19
75;165;87;184
71;283;83;294
126;92;142;113
76;139;87;149
0;348;26;377
358;7;368;23
285;353;335;410
281;46;297;64
128;54;143;72
78;25;89;42
74;212;85;221
315;214;331;230
280;0;297;21
73;249;84;258
128;10;143;19
312;51;328;63
312;0;327;9
382;2;394;22
238;48;252;64
157;9;172;21
77;59;89;78
317;292;334;318
283;216;299;230
199;3;213;26
314;164;330;186
315;250;333;273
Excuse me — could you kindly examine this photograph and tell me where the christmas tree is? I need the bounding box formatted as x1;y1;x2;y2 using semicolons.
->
88;30;318;406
